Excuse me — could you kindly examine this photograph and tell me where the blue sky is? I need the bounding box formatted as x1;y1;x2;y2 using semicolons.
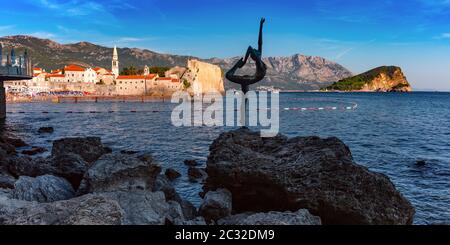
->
1;0;450;90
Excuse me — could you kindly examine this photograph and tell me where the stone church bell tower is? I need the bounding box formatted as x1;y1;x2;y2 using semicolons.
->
112;45;119;78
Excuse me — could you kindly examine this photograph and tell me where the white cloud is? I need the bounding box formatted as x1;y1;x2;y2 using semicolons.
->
34;0;137;17
0;25;15;31
118;37;144;42
433;33;450;39
65;2;105;16
28;31;56;39
39;0;60;9
335;48;354;60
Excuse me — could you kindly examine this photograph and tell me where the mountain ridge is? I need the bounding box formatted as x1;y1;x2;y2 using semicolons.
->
0;35;353;90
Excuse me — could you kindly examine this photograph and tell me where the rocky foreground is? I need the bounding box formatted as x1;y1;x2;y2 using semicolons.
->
0;128;415;225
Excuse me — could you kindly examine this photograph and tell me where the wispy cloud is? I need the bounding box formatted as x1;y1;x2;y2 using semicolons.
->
108;1;138;11
433;33;450;39
0;25;15;32
31;0;137;18
326;39;376;61
28;31;56;39
38;0;60;9
97;36;161;48
415;0;450;14
417;0;450;8
335;48;354;60
66;2;104;16
117;37;144;42
314;0;392;24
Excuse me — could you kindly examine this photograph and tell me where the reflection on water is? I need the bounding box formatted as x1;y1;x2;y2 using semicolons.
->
4;92;450;224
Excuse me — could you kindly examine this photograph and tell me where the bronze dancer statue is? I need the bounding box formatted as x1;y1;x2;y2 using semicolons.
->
226;18;267;94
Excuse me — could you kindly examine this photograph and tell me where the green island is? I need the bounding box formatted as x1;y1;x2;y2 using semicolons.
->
322;66;412;92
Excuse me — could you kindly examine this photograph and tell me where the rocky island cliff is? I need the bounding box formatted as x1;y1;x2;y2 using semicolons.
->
166;60;225;95
323;66;412;92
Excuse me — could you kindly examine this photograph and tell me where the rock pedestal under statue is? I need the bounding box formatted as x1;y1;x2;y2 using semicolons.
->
0;82;5;120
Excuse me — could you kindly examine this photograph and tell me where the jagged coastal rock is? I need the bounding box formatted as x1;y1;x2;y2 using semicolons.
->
77;153;161;194
97;191;170;225
324;66;412;92
38;127;54;134
45;153;90;189
0;171;15;189
199;189;232;222
6;155;55;178
188;167;208;182
203;128;415;225
0;131;416;225
165;168;181;181
0;135;204;225
52;137;110;163
153;174;198;220
0;194;124;225
218;209;322;225
184;159;199;167
13;175;75;203
21;147;47;156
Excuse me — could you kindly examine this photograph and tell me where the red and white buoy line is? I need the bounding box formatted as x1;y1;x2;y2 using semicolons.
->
6;110;166;114
7;99;357;114
281;98;358;112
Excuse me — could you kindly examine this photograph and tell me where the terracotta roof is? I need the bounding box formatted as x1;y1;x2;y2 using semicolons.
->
116;74;157;80
146;74;157;79
46;74;65;78
156;77;180;83
116;75;146;80
33;67;42;71
64;64;85;72
158;77;172;81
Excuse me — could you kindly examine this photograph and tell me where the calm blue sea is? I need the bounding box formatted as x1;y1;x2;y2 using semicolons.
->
3;92;450;225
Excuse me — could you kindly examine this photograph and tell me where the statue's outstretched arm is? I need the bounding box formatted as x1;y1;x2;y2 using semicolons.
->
258;18;265;53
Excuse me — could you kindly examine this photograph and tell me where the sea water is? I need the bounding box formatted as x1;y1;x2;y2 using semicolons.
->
4;92;450;224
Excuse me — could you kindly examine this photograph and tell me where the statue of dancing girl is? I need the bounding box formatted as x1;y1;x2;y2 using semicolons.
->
226;18;267;94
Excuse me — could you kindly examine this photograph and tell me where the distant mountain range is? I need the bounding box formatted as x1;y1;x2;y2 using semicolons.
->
0;35;353;90
206;55;353;90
